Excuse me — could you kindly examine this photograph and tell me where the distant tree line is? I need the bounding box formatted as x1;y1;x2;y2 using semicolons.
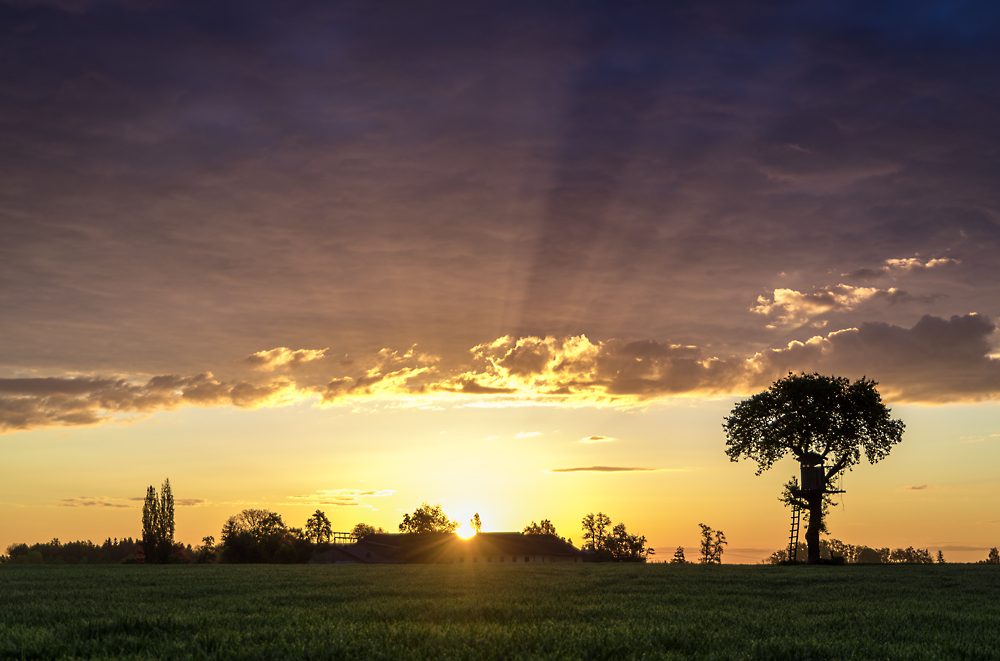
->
766;539;963;564
2;538;144;565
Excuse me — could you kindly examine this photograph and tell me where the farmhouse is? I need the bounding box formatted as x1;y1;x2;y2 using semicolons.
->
312;532;584;564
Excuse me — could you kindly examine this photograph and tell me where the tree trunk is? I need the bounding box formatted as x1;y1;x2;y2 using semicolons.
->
805;493;823;564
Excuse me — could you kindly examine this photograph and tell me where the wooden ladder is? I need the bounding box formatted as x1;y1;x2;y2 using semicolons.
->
787;506;801;562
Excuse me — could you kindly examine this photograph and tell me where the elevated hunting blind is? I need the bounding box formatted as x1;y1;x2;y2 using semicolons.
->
800;452;826;492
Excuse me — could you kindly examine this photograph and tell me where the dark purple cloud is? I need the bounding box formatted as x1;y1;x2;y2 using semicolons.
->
1;0;997;410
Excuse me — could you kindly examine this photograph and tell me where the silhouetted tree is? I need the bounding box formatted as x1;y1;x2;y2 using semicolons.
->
724;373;904;563
581;513;651;562
671;546;686;564
936;550;945;563
698;523;726;564
470;513;482;534
985;547;1000;564
305;510;333;544
398;503;459;533
351;522;386;540
141;486;159;562
140;478;175;564
523;519;559;536
580;512;611;552
158;478;175;562
220;509;289;563
605;522;654;562
195;536;217;563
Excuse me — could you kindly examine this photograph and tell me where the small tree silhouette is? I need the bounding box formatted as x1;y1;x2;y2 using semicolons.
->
698;523;726;564
306;510;333;544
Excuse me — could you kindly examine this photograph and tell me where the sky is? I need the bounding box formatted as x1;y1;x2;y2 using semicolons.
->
2;0;999;563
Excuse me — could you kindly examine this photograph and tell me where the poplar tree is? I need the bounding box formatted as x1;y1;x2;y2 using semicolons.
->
141;485;159;562
140;478;175;564
157;478;175;562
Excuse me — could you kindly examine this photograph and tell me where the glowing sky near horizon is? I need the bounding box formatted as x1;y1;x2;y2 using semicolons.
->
2;0;999;562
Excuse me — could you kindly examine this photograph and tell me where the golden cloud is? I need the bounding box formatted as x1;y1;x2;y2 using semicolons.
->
286;489;396;507
752;284;911;328
244;347;328;370
3;314;998;434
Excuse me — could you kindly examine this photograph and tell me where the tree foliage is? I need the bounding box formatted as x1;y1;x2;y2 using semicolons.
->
351;522;386;540
141;478;175;564
581;512;653;562
220;509;290;563
522;519;558;536
671;546;686;564
305;510;333;544
470;513;482;534
698;524;726;564
398;503;459;533
580;512;611;552
724;373;904;476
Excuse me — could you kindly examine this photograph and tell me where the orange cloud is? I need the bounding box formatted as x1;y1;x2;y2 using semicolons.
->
244;347;328;370
285;489;396;507
3;314;997;434
752;284;914;328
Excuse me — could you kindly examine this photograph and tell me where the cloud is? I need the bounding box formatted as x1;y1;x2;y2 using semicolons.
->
884;257;961;273
320;347;439;402
752;285;915;328
57;494;210;508
244;348;328;371
898;485;930;491
579;435;615;443
58;496;136;509
549;466;661;473
3;313;998;434
0;373;305;433
748;313;1000;403
849;257;961;280
515;431;541;438
285;489;395;508
435;335;747;402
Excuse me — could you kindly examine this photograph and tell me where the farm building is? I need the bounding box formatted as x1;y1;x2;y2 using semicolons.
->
312;532;584;565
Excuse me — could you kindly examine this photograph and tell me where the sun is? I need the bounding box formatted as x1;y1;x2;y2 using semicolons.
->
456;523;477;539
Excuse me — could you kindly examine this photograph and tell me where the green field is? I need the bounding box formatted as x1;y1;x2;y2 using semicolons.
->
2;563;998;660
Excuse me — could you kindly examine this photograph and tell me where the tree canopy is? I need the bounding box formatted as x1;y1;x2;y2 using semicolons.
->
305;510;333;544
351;522;386;540
398;503;459;533
522;519;558;536
580;512;653;562
723;373;904;477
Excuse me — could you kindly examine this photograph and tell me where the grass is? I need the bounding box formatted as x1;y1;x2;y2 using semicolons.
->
1;563;999;660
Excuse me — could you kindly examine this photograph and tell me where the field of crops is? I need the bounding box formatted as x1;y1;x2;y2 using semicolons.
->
2;563;999;660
